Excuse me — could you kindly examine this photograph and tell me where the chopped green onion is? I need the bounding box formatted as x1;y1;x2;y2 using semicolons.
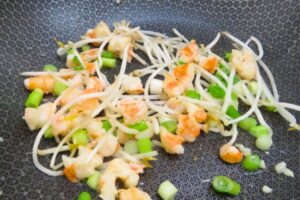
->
158;180;178;200
124;140;138;154
137;138;152;153
67;48;74;55
249;125;269;138
43;64;58;72
73;56;81;66
101;50;115;59
129;121;149;132
25;89;44;108
233;75;240;84
102;120;112;132
212;176;240;195
219;63;230;74
77;192;91;200
242;154;261;172
231;92;238;100
264;105;277;112
82;45;90;52
102;57;117;68
215;71;228;87
44;127;54;139
238;117;257;131
87;171;100;190
177;60;185;65
72;129;89;146
226;105;241;119
248;81;258;95
161;120;177;133
185;90;201;100
73;65;84;71
53;80;68;96
208;84;225;99
255;135;273;151
224;52;232;62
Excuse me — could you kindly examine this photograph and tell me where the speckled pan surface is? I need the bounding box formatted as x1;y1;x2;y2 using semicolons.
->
0;0;299;199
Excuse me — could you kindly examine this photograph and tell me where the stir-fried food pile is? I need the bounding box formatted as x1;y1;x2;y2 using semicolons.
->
22;21;300;199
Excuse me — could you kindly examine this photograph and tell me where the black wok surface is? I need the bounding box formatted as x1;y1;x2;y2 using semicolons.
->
0;0;299;199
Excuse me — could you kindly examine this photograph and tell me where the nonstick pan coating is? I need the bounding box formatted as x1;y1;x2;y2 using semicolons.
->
0;0;299;199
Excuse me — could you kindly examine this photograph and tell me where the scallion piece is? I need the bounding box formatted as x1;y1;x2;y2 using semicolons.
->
53;80;68;96
124;140;138;154
67;48;74;55
81;45;90;52
158;180;178;200
102;57;117;68
226;105;241;119
177;60;185;65
249;125;269;138
225;52;232;62
212;176;240;195
208;84;225;99
101;50;115;59
242;154;261;172
25;89;44;108
264;105;277;112
77;192;91;200
102;120;112;132
72;129;89;146
73;65;84;71
248;81;258;95
255;135;273;151
73;56;81;66
87;171;100;190
161;120;177;133
44;127;54;139
129;121;149;132
137;138;152;153
43;64;58;72
219;63;230;74
185;90;201;100
238;117;257;131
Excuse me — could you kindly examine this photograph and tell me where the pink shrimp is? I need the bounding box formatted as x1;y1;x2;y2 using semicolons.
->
179;40;199;63
160;128;184;154
176;115;201;142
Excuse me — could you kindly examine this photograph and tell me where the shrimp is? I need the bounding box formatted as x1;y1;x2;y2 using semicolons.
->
186;103;207;123
108;36;133;61
24;75;55;94
51;114;73;136
116;129;131;144
163;64;195;97
99;158;139;200
98;134;119;157
86;118;105;138
129;163;145;174
219;144;243;164
117;98;148;125
118;187;151;200
69;89;100;115
59;88;82;106
230;49;257;80
85;21;111;46
166;97;186;114
198;55;219;73
63;146;102;182
86;76;104;92
176;115;201;142
179;40;199;63
160;128;184;154
23;102;53;131
122;75;144;95
80;48;98;61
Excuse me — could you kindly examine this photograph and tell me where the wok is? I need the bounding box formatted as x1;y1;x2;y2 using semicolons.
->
0;0;299;199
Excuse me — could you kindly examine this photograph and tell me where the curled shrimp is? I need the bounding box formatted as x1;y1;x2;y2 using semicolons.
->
122;75;144;95
186;103;207;123
179;40;199;63
117;98;148;125
98;134;119;157
85;21;111;46
160;128;184;154
24;75;55;94
108;36;133;61
118;187;151;200
198;55;219;73
176;115;201;142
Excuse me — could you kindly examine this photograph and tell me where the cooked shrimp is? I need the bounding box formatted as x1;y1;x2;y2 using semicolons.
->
99;158;139;200
85;21;111;46
80;48;98;61
160;128;184;154
98;134;119;157
219;144;243;164
116;129;131;144
118;187;151;200
166;97;186;113
69;89;100;115
179;40;199;63
86;76;104;92
198;55;219;73
108;36;133;60
86;119;104;138
117;98;148;125
62;146;102;182
51;114;73;136
122;75;143;95
176;115;201;142
67;74;83;87
129;163;145;174
163;74;186;97
24;75;55;94
173;63;195;82
186;103;207;123
23;102;53;131
230;49;257;80
59;88;82;105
